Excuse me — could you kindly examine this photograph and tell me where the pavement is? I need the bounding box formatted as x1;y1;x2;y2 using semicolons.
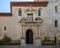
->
0;45;60;48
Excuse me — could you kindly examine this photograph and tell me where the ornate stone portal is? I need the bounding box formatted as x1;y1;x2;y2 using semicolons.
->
20;17;42;45
20;6;43;46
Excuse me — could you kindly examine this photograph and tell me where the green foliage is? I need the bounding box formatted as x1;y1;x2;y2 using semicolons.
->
1;35;11;42
41;37;56;45
0;35;11;45
58;40;60;44
0;35;20;45
41;40;56;45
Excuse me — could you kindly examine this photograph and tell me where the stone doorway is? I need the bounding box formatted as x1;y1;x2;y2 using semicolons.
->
26;29;33;44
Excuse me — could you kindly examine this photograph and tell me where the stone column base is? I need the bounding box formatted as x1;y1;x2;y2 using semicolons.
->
21;37;26;46
35;37;41;46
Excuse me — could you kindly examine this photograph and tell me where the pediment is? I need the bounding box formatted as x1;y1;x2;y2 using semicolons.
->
26;8;36;12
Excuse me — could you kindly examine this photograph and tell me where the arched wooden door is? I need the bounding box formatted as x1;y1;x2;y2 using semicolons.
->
26;29;33;44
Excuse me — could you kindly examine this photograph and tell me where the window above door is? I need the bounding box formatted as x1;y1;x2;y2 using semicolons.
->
18;8;22;16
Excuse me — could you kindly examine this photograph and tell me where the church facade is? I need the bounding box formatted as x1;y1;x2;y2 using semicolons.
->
0;0;60;45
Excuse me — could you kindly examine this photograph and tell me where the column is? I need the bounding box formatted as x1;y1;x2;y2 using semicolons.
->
36;25;39;38
21;25;26;46
22;25;23;37
22;25;25;37
37;25;40;38
39;25;40;37
35;25;41;46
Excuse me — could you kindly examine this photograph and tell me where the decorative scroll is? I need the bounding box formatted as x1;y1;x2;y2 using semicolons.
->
35;17;43;23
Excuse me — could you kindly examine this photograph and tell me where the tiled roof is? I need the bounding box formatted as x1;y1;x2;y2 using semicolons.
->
0;13;12;16
11;2;48;7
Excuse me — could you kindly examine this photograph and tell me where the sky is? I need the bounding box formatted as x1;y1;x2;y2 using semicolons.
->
0;0;34;13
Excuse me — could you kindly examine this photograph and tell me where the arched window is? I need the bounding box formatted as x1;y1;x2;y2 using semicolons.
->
38;9;41;16
55;20;58;27
18;10;22;16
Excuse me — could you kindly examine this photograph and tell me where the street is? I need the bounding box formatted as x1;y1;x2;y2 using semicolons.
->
0;45;60;48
